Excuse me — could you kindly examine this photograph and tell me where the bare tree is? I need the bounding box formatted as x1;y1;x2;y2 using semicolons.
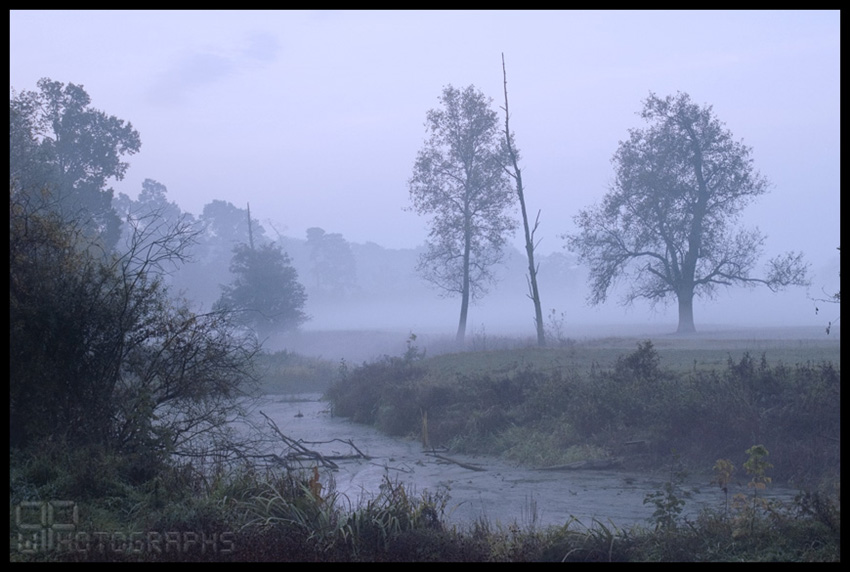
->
565;92;809;333
501;53;545;346
408;84;516;343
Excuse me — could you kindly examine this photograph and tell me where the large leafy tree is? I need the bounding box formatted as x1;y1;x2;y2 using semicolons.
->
215;242;308;337
196;199;269;266
10;78;142;250
408;84;516;343
172;199;271;309
566;92;809;333
305;227;357;298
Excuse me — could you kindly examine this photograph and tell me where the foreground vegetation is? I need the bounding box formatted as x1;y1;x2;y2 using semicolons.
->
11;336;840;561
10;454;840;562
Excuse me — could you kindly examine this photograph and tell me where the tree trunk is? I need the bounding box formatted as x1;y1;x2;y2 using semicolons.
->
524;213;545;347
457;230;471;344
677;290;696;333
502;54;545;347
457;286;469;344
246;202;254;250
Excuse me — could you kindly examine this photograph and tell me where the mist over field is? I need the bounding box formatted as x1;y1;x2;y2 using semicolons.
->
250;240;839;364
10;11;840;562
11;10;838;360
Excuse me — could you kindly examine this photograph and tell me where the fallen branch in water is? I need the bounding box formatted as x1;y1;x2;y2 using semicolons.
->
260;410;339;470
370;462;414;474
426;452;486;472
300;438;372;460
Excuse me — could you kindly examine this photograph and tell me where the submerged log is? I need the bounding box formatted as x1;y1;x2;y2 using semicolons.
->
426;452;486;472
537;458;623;471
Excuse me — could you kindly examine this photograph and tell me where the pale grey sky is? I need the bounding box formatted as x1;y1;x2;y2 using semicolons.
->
10;10;840;330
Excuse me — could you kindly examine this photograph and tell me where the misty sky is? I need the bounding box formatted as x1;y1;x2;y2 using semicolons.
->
9;10;840;330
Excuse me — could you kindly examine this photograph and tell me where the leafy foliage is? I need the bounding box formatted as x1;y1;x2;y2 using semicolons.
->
408;84;517;342
10;78;142;249
215;242;308;336
10;458;839;561
644;452;691;532
327;340;839;487
711;458;736;517
305;227;357;299
565;92;809;332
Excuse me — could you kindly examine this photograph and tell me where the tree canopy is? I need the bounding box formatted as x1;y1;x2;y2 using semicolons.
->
565;92;809;333
215;242;308;337
10;78;141;249
306;227;357;299
408;84;516;343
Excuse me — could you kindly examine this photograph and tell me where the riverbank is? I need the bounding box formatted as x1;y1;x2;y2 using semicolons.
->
324;336;839;489
254;394;800;530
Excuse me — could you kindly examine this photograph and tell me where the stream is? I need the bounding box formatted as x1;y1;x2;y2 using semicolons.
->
246;394;799;531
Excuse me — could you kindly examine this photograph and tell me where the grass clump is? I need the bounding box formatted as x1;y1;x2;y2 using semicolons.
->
254;350;338;394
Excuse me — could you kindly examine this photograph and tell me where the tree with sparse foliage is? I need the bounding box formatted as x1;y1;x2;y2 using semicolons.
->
408;84;516;343
215;242;308;337
565;92;809;333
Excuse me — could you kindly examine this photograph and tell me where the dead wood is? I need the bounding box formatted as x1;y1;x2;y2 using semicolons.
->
426;452;486;472
260;410;339;470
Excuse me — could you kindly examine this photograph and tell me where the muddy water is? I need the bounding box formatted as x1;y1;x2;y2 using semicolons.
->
250;395;798;530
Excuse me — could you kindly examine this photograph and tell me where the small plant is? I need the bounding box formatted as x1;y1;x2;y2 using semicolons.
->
711;458;736;518
728;445;776;535
616;340;661;383
644;451;690;532
743;444;773;510
403;332;426;363
545;308;574;347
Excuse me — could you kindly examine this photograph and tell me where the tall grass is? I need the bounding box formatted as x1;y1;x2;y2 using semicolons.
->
10;453;839;561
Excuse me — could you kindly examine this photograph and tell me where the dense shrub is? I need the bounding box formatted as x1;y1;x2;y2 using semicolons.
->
325;354;427;428
327;340;840;486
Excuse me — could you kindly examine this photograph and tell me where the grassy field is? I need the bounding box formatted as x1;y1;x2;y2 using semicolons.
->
419;336;841;386
258;328;840;395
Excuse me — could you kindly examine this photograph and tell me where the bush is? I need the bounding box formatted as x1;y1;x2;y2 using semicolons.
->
327;340;840;486
10;191;260;465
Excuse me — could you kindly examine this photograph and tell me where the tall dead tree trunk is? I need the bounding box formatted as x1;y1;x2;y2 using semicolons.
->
247;202;255;250
502;53;546;346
